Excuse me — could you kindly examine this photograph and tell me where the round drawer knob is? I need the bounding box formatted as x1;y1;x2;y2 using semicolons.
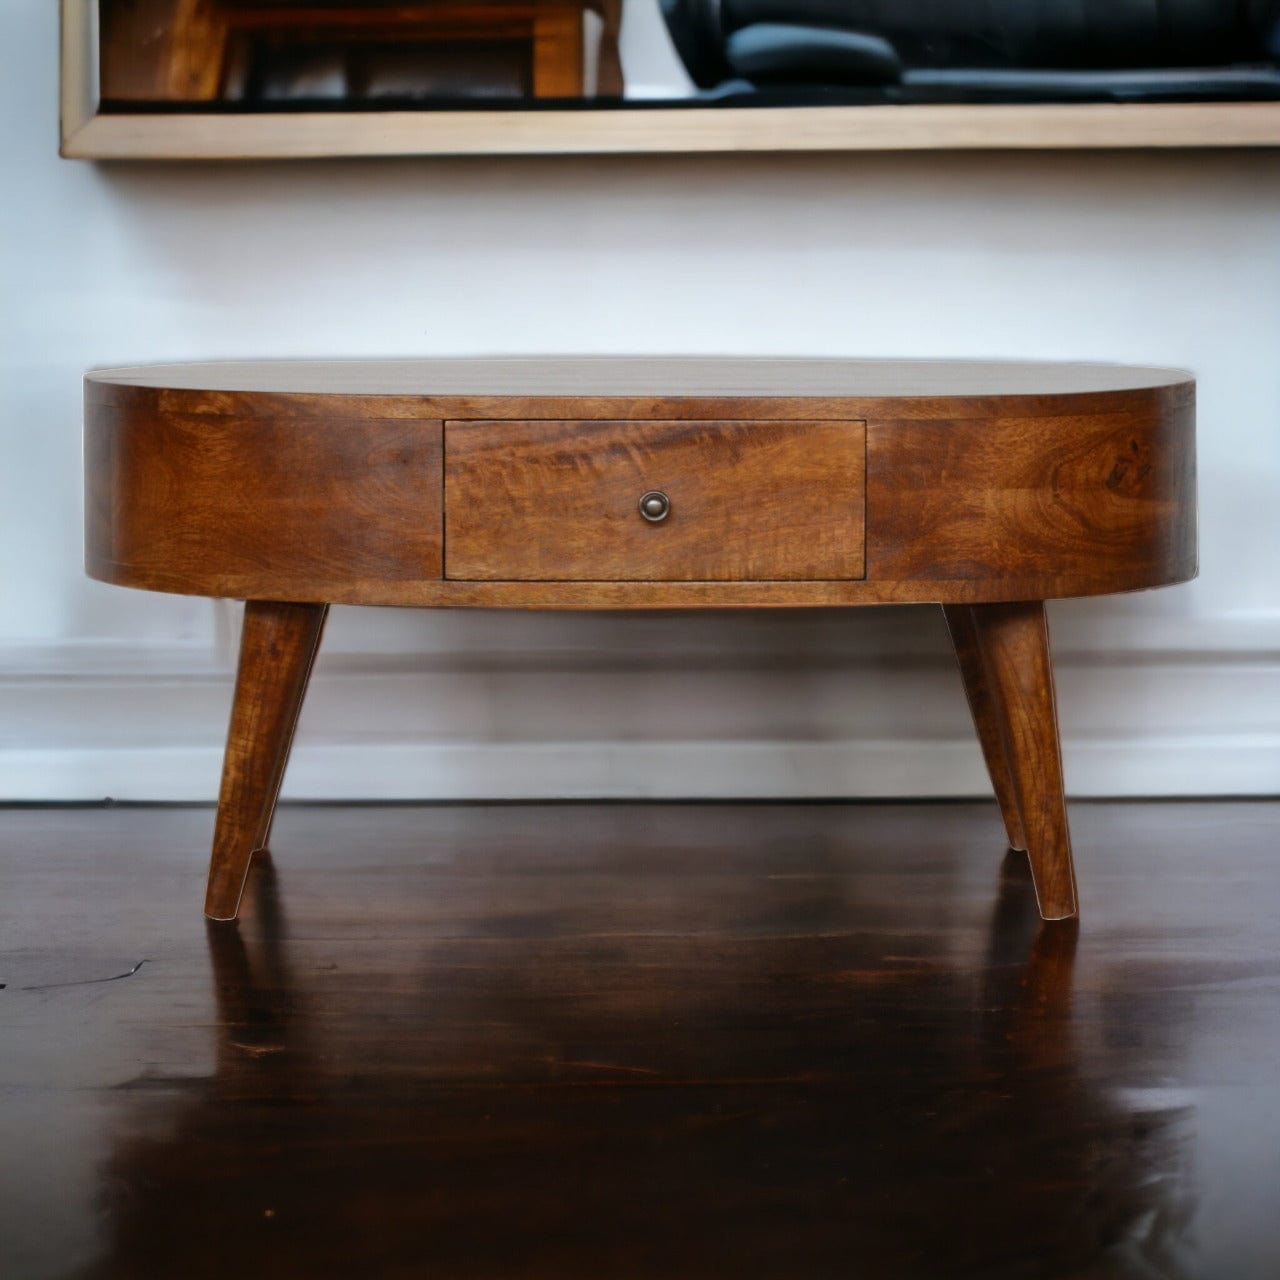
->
639;491;671;523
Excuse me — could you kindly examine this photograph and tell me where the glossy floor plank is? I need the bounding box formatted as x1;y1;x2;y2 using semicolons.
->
2;801;1278;1280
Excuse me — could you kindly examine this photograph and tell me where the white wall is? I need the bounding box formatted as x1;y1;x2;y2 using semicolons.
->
3;0;1279;800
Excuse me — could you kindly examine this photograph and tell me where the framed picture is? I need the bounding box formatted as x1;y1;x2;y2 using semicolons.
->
61;0;1280;160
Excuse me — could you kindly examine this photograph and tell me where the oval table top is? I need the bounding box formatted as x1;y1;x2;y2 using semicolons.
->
86;356;1192;404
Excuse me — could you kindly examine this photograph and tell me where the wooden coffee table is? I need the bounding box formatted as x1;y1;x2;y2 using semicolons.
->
84;359;1197;923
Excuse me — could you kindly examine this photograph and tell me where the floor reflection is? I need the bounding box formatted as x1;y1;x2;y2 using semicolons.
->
79;849;1195;1280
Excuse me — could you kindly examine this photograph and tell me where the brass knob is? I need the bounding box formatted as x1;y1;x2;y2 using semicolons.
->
639;491;671;523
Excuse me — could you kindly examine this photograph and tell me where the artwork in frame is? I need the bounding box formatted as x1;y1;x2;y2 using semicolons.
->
61;0;1280;159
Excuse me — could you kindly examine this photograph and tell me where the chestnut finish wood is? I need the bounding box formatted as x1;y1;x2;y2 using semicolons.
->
4;801;1280;1279
445;418;866;582
204;600;328;921
85;405;444;602
257;601;326;853
99;0;232;101
943;604;1028;853
98;0;595;104
965;601;1077;920
84;358;1196;608
82;358;1197;923
866;404;1196;593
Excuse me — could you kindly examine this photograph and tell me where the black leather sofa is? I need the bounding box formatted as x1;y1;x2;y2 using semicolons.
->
659;0;1280;101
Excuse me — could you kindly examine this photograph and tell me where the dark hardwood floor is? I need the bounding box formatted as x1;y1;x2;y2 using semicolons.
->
1;800;1278;1280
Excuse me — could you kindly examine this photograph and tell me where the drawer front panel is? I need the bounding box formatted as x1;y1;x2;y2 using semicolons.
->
445;419;866;582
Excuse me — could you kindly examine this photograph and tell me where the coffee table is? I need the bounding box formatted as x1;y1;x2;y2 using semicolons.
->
84;358;1197;922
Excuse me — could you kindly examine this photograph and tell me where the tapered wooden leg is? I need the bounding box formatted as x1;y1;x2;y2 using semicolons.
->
943;605;1028;852
258;608;327;854
204;601;328;922
965;602;1079;922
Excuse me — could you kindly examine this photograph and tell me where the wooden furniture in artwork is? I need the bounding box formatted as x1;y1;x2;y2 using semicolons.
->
96;0;612;105
83;358;1197;923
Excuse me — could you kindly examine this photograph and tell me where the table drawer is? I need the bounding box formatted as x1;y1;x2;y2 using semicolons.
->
444;419;866;582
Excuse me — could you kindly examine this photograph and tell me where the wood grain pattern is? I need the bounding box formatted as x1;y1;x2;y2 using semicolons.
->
445;419;866;582
86;406;444;600
867;406;1197;591
943;604;1028;853
258;602;327;855
966;602;1078;921
84;359;1196;607
7;801;1280;1277
205;600;328;920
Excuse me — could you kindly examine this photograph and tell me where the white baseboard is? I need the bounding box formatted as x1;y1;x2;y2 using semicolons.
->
5;736;1279;803
3;631;1278;800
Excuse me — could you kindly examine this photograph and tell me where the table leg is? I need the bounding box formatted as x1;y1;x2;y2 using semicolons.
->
595;0;624;96
204;601;328;922
943;605;1028;852
956;602;1079;922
